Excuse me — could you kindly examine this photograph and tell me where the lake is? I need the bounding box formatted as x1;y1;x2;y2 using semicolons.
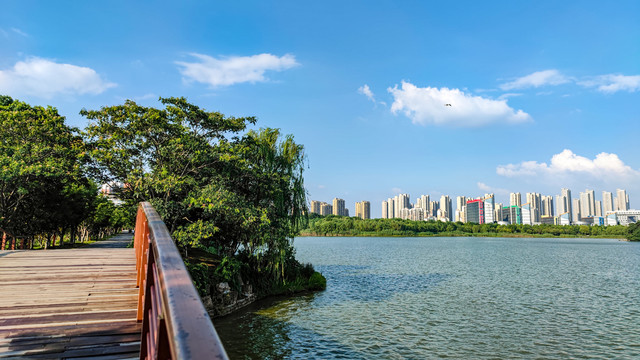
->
215;237;640;359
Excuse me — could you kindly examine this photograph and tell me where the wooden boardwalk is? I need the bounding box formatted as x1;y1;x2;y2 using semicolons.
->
0;233;141;359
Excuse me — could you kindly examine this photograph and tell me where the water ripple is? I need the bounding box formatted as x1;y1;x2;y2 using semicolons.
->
216;237;640;359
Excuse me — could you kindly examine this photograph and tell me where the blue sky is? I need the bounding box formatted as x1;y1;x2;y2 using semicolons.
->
1;1;639;217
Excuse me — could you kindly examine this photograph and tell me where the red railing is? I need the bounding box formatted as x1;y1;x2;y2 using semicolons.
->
135;202;228;360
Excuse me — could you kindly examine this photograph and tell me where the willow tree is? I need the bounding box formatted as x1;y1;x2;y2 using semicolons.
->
82;97;308;280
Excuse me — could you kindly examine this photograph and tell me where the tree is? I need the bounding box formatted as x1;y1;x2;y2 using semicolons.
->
627;222;640;241
0;96;89;245
82;97;308;281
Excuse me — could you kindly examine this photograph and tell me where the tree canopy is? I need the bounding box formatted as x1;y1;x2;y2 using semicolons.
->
0;96;93;241
82;97;308;281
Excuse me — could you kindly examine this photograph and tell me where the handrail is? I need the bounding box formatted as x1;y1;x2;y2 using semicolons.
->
134;202;228;360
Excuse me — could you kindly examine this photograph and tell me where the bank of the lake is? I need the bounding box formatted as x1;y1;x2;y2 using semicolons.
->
215;236;640;359
299;231;627;239
300;215;632;239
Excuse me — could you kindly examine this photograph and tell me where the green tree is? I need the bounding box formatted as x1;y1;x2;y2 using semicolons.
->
627;222;640;241
82;97;308;282
0;96;89;247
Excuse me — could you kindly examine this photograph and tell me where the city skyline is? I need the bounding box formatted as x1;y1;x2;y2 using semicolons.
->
310;186;632;224
1;1;638;220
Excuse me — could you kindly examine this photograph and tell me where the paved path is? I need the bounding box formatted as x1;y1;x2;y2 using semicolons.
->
86;232;134;249
0;233;140;359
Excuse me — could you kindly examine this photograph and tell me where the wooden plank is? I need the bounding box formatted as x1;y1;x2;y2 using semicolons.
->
0;245;141;358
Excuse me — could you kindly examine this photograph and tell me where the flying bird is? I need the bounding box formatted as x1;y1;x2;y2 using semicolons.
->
445;103;452;106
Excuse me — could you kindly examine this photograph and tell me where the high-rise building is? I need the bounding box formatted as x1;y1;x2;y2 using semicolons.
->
466;199;484;224
440;195;453;221
526;193;541;222
381;201;388;219
494;202;503;222
603;191;614;214
510;192;522;207
333;198;346;216
416;195;430;211
572;198;581;223
579;189;596;218
394;194;411;218
356;201;370;220
456;196;467;212
310;200;322;214
595;200;602;217
522;203;532;225
320;202;333;215
500;206;522;224
541;195;554;217
455;196;467;222
400;207;425;221
557;188;572;222
483;194;495;223
430;201;439;217
616;189;629;211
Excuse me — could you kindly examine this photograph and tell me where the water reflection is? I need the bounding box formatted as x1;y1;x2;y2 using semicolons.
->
216;294;368;360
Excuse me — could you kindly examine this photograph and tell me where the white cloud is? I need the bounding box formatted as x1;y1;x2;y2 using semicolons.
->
497;93;522;100
176;53;299;87
499;69;570;90
578;74;640;93
497;149;640;180
388;81;531;127
0;57;115;99
11;28;28;37
477;182;510;196
358;84;375;102
391;187;403;194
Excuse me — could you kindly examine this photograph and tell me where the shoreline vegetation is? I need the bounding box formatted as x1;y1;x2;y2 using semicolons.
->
300;215;640;241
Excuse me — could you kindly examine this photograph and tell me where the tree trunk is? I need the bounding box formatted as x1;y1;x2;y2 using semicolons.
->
70;228;76;245
59;231;65;247
9;235;14;250
1;232;5;250
46;233;52;250
20;238;24;249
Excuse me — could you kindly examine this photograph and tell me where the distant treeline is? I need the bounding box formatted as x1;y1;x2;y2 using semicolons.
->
301;214;633;238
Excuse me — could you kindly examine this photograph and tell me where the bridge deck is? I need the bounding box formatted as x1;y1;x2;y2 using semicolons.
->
0;233;141;359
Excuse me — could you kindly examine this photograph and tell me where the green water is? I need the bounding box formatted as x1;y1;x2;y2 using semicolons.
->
215;237;640;359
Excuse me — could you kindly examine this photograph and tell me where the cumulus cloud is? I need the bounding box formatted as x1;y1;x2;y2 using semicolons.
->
388;81;531;127
578;74;640;93
499;69;570;90
176;53;299;87
497;149;640;180
358;84;375;102
0;57;115;99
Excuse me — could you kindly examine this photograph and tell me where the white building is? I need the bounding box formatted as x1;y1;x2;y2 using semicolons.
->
616;189;629;211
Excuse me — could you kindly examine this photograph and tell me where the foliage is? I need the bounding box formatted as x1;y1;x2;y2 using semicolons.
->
0;96;97;243
82;97;316;295
308;272;327;291
627;222;640;241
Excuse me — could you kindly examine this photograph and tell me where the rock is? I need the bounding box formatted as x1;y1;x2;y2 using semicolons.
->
217;282;230;294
